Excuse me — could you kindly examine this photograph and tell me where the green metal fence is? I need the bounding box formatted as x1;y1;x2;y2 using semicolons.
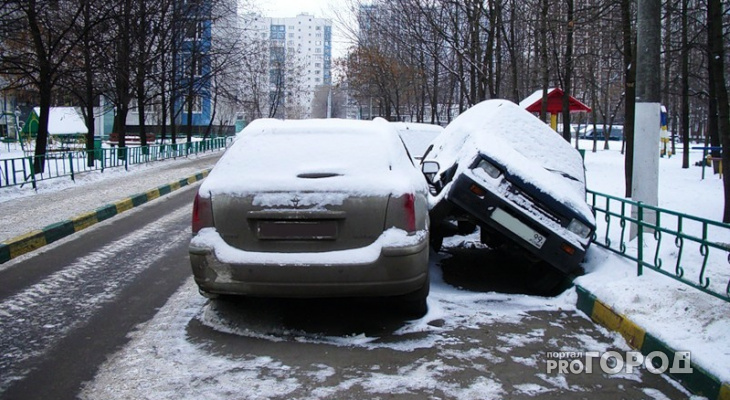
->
0;137;232;189
587;189;730;302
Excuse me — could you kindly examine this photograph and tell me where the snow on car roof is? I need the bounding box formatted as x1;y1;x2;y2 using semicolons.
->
425;99;593;221
200;118;426;198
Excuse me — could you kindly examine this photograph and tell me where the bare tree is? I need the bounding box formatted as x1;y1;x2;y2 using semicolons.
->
0;0;100;173
707;0;730;222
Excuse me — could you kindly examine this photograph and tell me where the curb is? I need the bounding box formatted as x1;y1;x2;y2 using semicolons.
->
576;285;730;400
0;169;210;265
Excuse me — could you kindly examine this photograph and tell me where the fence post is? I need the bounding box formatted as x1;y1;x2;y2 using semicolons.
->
28;156;37;190
637;202;644;276
68;152;75;182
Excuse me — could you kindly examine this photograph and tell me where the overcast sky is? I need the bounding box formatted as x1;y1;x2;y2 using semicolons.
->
257;0;334;19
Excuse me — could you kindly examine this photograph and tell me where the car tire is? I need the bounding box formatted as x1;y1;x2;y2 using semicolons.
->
395;276;430;319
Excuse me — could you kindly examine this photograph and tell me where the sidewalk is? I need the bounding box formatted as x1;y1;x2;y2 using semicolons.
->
0;152;222;263
574;249;730;400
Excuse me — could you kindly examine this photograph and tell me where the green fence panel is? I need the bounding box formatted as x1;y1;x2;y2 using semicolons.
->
587;189;730;302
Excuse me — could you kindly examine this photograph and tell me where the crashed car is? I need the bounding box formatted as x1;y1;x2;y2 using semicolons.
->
421;99;596;286
189;118;430;315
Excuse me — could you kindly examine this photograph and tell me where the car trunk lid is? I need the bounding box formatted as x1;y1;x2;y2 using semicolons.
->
212;192;390;253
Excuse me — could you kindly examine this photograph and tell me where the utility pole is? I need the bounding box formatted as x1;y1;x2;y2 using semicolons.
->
631;0;661;239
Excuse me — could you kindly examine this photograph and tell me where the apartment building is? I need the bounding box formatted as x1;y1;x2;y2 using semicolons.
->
246;13;333;119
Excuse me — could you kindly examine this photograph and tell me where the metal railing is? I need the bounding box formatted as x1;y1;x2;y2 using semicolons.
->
0;137;232;189
588;189;730;302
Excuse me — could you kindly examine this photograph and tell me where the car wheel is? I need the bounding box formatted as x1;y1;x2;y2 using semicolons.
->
395;276;430;319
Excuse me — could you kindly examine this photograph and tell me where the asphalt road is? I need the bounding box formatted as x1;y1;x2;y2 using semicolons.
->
0;183;199;400
0;182;692;399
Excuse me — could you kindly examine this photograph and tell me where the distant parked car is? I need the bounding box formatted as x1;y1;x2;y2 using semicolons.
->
581;125;624;141
391;122;444;161
189;118;431;315
421;100;596;291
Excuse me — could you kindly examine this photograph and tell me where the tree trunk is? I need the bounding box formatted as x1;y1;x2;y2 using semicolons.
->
622;0;636;197
539;0;549;123
27;0;50;174
681;0;690;169
561;0;574;143
707;0;730;222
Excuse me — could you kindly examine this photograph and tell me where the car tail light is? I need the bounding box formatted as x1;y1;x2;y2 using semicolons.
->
192;193;214;234
561;242;576;256
404;193;416;233
470;183;487;198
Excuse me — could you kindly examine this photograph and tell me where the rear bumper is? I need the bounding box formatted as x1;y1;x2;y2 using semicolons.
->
189;228;429;298
446;175;590;273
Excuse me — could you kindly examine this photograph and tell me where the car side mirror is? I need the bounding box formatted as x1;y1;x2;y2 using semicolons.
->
421;161;440;184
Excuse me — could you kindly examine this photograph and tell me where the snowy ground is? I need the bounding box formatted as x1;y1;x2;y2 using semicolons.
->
1;136;728;398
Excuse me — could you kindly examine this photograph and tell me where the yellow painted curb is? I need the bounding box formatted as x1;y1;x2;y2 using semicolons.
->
719;384;730;400
169;181;181;191
591;300;646;350
115;198;134;214
7;231;47;259
72;212;98;232
146;188;161;201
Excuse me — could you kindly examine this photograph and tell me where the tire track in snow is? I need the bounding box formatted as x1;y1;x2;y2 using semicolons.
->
0;206;190;393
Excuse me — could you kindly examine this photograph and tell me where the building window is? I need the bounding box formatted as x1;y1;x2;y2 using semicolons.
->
185;21;204;41
186;96;202;114
270;25;285;40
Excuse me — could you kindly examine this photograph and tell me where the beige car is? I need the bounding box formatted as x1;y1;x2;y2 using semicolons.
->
189;118;430;315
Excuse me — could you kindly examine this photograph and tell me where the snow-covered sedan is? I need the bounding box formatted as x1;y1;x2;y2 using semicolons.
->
421;100;596;291
189;118;430;315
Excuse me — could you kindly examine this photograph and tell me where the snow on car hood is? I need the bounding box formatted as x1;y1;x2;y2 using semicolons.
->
425;99;594;222
199;118;427;199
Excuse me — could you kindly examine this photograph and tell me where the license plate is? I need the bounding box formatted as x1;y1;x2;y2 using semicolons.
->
258;220;337;240
490;208;546;249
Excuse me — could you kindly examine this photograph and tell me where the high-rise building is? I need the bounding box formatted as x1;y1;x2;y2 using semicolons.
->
245;13;332;119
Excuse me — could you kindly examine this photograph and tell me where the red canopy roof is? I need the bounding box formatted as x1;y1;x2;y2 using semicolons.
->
521;88;591;114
